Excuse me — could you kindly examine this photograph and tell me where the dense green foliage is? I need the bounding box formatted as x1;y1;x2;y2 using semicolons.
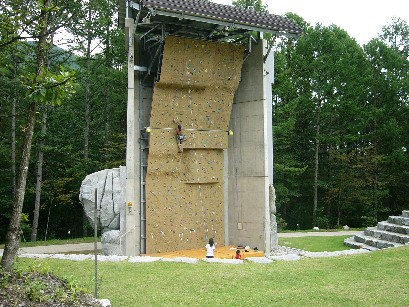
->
232;0;268;12
274;15;409;229
0;0;126;243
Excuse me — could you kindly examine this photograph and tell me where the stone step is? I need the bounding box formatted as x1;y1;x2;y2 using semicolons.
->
364;228;409;244
354;234;403;249
344;211;409;250
377;221;409;235
388;216;409;226
344;236;379;251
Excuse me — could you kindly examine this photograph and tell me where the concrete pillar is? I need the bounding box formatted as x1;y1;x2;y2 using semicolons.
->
227;39;274;253
263;40;275;256
224;150;229;245
124;18;141;256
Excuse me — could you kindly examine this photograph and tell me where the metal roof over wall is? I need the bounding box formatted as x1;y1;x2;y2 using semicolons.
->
119;0;302;39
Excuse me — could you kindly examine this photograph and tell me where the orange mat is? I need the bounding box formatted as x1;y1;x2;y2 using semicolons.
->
143;245;264;259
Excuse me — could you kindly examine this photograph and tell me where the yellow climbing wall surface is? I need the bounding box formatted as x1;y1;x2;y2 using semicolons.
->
146;36;244;253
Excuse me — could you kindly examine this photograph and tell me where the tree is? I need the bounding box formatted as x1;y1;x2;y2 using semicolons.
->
363;17;409;218
1;0;76;270
0;14;28;244
31;105;48;242
274;15;374;228
64;0;126;236
272;14;309;228
232;0;268;12
1;0;126;246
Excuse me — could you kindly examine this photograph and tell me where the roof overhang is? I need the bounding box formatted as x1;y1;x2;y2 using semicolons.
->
119;0;302;40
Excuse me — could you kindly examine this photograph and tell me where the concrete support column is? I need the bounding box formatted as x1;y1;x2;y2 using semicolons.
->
263;40;274;256
224;150;229;246
124;18;141;256
227;39;274;253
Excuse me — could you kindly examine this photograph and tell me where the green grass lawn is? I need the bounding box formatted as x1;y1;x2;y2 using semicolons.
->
278;235;353;252
278;228;364;233
14;245;409;306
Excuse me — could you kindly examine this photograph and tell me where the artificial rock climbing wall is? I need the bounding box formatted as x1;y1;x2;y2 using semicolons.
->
146;36;244;253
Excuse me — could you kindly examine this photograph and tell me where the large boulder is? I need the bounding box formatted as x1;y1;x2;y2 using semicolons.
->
79;166;126;255
101;230;122;256
269;184;278;252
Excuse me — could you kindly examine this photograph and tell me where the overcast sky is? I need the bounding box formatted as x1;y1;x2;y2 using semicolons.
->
213;0;409;45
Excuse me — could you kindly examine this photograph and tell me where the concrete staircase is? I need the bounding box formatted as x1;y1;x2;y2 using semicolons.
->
344;210;409;251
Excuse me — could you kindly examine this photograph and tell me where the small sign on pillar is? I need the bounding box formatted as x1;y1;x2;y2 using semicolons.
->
127;201;133;214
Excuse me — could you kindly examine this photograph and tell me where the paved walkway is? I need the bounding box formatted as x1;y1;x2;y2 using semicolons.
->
0;231;359;255
0;242;102;255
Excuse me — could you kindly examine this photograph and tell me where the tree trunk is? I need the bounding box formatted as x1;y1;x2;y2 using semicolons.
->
104;22;111;161
312;102;321;227
104;79;111;161
31;108;48;242
1;0;51;271
1;101;37;270
337;190;341;227
83;2;92;237
84;9;91;162
31;24;54;242
12;60;17;195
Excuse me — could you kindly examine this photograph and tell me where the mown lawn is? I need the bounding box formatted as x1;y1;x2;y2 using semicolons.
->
278;235;353;252
14;245;409;307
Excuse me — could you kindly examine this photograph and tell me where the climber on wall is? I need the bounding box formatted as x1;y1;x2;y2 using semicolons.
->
175;121;187;152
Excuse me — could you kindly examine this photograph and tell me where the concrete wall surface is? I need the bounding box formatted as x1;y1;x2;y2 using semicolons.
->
227;40;274;251
124;18;140;256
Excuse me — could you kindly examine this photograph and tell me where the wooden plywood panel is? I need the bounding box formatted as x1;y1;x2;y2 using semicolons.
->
181;149;224;184
160;36;243;90
146;36;244;254
150;86;235;132
146;179;224;253
182;131;228;149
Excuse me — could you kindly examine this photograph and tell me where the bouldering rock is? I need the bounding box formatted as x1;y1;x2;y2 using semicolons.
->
79;166;126;255
269;184;278;251
101;230;122;256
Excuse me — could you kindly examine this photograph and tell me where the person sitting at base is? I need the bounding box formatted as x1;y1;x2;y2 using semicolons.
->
175;121;187;153
235;249;241;259
205;238;215;258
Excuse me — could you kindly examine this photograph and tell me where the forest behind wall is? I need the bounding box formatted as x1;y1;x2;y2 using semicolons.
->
273;14;409;229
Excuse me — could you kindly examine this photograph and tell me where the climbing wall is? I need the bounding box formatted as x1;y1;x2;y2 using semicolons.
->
146;36;244;253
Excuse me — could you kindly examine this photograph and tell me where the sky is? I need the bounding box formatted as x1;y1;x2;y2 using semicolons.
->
213;0;409;45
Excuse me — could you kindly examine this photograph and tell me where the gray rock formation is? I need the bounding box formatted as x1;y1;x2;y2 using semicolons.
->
79;166;126;255
101;230;122;256
269;184;278;251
